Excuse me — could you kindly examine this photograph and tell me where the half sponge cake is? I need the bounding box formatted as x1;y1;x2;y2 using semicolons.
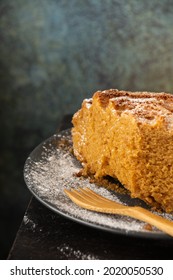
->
72;89;173;213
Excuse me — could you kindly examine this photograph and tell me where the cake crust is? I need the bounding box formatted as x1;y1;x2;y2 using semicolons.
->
72;89;173;213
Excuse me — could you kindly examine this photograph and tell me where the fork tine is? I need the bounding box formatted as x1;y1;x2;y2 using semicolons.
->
84;187;119;205
79;188;110;204
70;188;108;206
72;189;97;205
64;189;101;211
64;189;99;207
64;189;87;204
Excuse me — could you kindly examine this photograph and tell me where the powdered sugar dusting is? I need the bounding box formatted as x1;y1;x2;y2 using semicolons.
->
57;243;99;260
24;130;173;238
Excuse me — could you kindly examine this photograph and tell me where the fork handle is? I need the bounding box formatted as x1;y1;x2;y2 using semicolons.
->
114;206;173;237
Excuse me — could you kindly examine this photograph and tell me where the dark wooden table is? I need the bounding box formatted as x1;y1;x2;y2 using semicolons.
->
8;115;173;260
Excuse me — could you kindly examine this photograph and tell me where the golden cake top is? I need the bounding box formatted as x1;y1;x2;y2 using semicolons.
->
83;89;173;126
94;89;173;108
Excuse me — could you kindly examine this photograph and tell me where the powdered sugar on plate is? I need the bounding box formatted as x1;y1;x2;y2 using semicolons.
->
24;129;173;238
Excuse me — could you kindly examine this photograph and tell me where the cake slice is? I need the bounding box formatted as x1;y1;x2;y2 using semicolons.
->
72;89;173;213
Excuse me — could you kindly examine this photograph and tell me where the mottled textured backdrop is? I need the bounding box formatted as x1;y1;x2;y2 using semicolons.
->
1;0;173;258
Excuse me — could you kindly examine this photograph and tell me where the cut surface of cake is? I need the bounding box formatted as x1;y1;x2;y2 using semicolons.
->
72;89;173;213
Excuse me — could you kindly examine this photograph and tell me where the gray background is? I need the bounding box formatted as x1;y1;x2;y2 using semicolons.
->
1;0;173;258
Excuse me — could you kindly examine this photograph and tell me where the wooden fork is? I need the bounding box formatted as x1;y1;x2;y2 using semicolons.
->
64;187;173;237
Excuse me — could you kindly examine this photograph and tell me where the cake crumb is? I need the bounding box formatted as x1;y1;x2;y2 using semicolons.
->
143;223;153;231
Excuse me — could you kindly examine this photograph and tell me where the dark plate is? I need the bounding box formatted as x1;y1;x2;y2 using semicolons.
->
24;129;173;239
